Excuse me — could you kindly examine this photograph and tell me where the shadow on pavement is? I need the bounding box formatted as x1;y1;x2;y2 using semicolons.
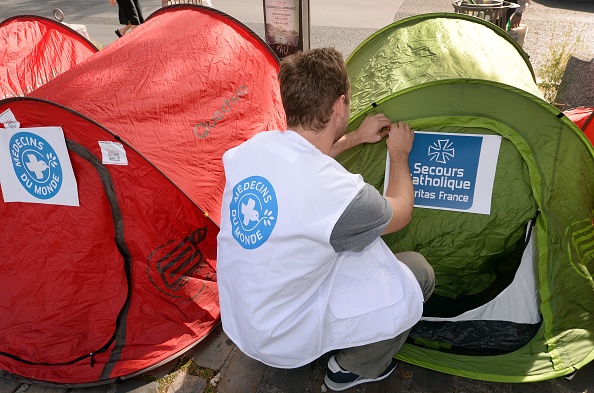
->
532;0;594;13
557;56;594;108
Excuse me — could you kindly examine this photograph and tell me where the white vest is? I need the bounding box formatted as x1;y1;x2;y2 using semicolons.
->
217;130;423;368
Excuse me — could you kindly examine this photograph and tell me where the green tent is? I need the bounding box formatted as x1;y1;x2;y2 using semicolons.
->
338;13;594;382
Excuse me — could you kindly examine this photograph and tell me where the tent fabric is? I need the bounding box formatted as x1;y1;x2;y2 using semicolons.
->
410;224;542;355
0;98;220;384
342;14;541;301
421;223;540;325
0;5;285;386
0;15;98;99
31;5;285;227
564;106;594;144
337;13;594;382
345;13;540;118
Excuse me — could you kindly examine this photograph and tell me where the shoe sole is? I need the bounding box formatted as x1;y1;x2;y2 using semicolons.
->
324;364;397;392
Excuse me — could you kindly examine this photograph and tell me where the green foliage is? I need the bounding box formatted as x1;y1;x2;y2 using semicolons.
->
537;26;583;105
139;355;219;393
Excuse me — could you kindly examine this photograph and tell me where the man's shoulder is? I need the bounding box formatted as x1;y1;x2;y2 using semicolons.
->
224;130;280;158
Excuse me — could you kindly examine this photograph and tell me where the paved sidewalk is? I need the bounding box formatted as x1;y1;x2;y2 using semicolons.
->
2;324;594;393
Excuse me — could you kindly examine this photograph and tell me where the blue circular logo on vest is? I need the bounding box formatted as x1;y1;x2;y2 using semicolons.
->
229;176;278;249
9;132;63;200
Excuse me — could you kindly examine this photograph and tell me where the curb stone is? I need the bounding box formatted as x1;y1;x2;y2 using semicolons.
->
192;325;235;371
216;348;266;393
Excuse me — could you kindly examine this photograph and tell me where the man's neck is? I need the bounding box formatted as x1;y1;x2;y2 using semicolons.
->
291;126;335;156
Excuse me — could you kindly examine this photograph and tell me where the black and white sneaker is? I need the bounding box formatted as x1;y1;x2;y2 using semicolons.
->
324;355;398;391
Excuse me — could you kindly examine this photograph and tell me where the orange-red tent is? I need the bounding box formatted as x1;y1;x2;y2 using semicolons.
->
0;15;98;99
564;106;594;144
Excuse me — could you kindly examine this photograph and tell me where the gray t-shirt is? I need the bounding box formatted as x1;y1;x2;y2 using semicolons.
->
330;184;392;253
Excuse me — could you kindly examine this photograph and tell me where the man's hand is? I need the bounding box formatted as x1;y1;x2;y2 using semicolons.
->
329;113;392;157
386;121;414;157
510;13;522;28
109;0;116;6
353;114;392;144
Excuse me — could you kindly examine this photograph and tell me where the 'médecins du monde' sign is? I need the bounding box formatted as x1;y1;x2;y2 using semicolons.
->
387;131;501;215
0;126;79;206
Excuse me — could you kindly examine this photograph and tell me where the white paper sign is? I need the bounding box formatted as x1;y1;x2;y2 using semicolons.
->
0;108;20;129
99;141;128;165
0;126;79;206
385;131;502;215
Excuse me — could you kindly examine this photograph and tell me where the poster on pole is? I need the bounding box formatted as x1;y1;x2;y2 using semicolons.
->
263;0;310;59
384;131;502;215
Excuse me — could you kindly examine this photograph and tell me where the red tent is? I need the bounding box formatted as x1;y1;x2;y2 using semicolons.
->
0;5;285;386
32;5;286;226
0;15;98;99
564;106;594;144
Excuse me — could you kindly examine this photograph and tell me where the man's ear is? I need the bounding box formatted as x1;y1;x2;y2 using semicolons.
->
333;95;347;117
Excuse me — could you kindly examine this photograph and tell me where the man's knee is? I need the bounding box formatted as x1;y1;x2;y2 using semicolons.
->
395;251;435;302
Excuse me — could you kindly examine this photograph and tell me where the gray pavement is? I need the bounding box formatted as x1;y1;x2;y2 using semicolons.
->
1;1;594;392
2;324;594;393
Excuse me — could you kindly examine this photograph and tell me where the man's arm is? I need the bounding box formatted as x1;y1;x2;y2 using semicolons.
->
329;114;392;158
382;122;414;235
510;0;529;28
328;121;414;251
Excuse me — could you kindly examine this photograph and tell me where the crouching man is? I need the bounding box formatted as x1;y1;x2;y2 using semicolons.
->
217;47;434;391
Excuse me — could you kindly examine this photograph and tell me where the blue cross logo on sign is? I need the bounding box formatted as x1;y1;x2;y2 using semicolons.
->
428;139;455;164
410;133;482;210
